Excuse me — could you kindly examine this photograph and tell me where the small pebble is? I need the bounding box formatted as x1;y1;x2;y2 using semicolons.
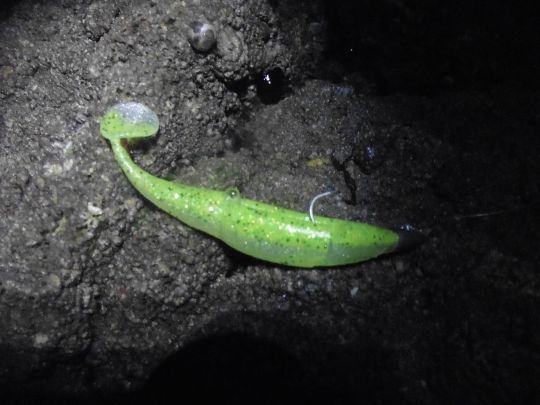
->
187;21;216;52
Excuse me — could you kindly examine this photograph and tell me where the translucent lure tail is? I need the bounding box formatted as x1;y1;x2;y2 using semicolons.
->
100;102;159;141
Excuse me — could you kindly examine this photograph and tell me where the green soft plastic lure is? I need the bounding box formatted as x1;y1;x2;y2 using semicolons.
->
100;102;408;268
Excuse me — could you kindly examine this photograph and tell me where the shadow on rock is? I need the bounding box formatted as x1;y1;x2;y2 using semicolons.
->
136;331;403;405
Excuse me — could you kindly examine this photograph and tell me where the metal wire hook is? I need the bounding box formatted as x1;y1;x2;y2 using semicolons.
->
308;190;335;224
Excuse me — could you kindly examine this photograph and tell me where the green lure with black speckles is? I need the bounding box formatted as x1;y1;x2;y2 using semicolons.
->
100;102;400;268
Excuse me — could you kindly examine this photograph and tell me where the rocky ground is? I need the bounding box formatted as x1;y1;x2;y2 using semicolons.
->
0;0;538;404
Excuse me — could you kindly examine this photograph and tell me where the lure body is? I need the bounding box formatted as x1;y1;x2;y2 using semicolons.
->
100;103;400;268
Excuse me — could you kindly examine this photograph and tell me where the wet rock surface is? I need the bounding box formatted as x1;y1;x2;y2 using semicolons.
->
1;0;539;404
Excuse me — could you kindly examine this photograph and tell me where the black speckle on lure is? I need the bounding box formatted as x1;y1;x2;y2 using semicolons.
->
100;102;422;268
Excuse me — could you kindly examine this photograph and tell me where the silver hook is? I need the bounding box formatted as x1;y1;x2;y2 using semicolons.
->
309;190;335;224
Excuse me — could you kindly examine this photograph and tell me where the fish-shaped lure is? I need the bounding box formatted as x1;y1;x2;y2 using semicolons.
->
100;102;416;268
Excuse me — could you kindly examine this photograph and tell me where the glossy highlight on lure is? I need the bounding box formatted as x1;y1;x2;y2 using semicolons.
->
100;102;402;268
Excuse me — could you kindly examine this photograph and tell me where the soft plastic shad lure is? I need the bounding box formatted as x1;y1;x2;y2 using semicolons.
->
100;102;413;268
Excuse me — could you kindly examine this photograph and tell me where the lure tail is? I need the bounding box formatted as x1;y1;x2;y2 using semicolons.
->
100;102;159;142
